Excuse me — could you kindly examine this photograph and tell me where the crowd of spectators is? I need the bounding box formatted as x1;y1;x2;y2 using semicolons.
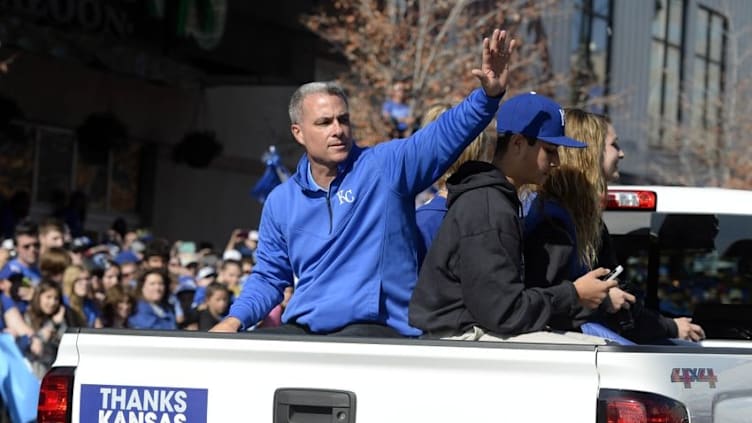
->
0;215;276;380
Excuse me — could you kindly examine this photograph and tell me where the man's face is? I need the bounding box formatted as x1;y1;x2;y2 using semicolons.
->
146;256;165;270
15;234;39;265
121;263;138;286
602;123;624;182
291;93;352;169
40;230;64;251
518;138;560;186
392;82;407;102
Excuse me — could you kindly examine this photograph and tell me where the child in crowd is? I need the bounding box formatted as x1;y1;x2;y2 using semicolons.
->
101;285;134;329
197;282;230;331
24;280;67;378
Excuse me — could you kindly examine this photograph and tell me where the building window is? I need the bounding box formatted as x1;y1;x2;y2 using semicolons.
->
691;6;726;144
648;0;686;147
0;123;143;217
570;0;613;113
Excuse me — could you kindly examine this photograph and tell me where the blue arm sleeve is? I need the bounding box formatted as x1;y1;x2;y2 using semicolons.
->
227;196;289;330
375;89;501;195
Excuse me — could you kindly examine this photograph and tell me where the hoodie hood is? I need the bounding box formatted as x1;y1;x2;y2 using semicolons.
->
446;161;519;210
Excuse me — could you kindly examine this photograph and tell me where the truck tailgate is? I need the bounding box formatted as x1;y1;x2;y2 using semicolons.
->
597;344;752;423
66;330;601;423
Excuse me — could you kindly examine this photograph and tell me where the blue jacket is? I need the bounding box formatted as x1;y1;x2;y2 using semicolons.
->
415;195;448;268
128;300;177;330
228;89;501;335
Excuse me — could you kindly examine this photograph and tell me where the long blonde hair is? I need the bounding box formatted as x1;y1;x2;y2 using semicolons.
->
422;103;495;191
62;264;89;325
540;108;608;269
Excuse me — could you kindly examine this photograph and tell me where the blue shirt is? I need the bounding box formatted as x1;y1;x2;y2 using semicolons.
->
228;88;501;336
382;100;412;132
0;259;41;287
0;293;17;332
128;300;177;330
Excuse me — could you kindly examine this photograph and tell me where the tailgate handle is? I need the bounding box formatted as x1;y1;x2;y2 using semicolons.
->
274;388;356;423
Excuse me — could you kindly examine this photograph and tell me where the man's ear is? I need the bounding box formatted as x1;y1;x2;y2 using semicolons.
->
291;124;304;147
510;134;525;155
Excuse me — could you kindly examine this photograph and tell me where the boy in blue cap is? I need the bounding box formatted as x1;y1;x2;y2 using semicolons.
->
409;92;617;343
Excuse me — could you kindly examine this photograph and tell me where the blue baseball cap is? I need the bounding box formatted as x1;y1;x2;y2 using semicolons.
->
496;92;586;148
114;250;140;265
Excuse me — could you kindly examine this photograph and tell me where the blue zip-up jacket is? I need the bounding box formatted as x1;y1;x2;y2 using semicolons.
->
228;89;502;336
128;300;177;330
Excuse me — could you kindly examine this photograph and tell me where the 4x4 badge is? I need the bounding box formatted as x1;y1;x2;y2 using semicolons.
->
671;368;718;388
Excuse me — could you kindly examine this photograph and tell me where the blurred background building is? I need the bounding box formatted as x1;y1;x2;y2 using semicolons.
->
0;0;749;246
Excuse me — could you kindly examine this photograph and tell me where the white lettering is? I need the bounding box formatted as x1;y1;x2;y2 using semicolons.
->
111;388;127;410
126;390;142;410
173;391;187;413
113;410;127;423
128;411;143;423
98;409;113;423
336;189;355;205
145;412;157;423
143;390;158;412
100;387;112;409
174;414;186;423
158;390;174;412
159;414;171;423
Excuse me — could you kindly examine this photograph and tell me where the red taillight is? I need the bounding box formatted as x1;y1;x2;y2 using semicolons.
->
607;399;646;423
606;190;657;211
38;367;75;423
599;389;688;423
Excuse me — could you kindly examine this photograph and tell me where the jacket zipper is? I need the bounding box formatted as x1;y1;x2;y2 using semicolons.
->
326;188;333;234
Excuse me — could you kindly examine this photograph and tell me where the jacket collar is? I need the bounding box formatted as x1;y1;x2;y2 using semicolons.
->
293;144;363;192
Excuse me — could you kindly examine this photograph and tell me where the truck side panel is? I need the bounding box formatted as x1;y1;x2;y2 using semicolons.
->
597;345;752;423
67;332;601;423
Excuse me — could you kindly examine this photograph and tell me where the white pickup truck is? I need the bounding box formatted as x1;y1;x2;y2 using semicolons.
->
39;186;752;423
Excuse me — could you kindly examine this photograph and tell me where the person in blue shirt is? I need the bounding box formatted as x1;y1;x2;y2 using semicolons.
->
212;28;518;337
128;269;177;330
381;81;414;138
414;103;496;267
0;219;41;314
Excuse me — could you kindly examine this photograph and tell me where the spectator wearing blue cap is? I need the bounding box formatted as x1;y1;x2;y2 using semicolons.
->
409;92;617;343
114;250;140;290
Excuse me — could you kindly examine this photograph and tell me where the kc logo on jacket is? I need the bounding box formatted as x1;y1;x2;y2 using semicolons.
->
80;384;208;423
336;189;355;205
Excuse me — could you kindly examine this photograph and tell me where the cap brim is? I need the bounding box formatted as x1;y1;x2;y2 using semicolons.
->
538;136;587;148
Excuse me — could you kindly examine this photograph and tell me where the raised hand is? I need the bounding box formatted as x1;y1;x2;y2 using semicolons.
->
471;29;518;97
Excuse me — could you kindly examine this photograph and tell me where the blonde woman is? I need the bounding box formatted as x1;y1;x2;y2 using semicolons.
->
62;265;103;328
523;109;702;344
415;103;496;266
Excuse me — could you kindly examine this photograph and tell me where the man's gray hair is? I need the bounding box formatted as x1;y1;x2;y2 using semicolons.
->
288;81;349;124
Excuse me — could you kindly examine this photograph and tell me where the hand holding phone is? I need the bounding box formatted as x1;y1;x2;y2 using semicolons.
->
602;265;624;281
